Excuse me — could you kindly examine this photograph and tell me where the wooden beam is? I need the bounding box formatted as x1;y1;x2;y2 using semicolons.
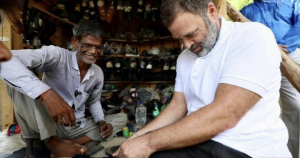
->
226;2;250;22
214;0;227;19
227;1;300;93
0;17;15;131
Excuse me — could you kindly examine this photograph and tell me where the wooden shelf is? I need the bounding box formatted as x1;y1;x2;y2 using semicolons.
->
29;0;75;26
104;81;175;84
97;54;178;60
104;36;175;42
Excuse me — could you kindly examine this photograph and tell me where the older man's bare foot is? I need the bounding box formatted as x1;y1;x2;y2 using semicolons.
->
46;136;87;157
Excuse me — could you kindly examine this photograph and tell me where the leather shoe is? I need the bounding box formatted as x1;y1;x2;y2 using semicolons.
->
97;0;107;21
124;0;132;22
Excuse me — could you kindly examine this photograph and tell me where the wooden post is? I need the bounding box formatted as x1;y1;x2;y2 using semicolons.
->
214;0;227;19
0;16;15;131
226;1;300;93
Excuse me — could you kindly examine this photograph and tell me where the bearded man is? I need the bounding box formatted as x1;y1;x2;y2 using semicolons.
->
113;0;291;157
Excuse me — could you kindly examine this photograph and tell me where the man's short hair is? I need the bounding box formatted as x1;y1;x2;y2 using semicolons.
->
72;19;105;41
160;0;213;27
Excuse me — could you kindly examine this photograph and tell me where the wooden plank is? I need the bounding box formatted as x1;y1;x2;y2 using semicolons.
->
214;0;227;19
28;0;75;26
0;17;15;131
11;29;22;50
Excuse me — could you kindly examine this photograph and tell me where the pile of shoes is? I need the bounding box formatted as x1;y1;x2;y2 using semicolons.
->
105;28;160;42
96;0;162;23
50;0;99;23
103;55;178;81
101;85;175;123
22;8;56;47
102;42;139;56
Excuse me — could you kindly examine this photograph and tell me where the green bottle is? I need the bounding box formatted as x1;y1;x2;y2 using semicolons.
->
153;103;160;118
161;104;167;111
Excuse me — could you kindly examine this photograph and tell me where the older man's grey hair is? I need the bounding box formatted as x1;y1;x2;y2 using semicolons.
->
72;19;105;41
160;0;213;27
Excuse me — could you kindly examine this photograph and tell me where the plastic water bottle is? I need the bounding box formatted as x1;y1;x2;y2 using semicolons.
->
135;101;147;126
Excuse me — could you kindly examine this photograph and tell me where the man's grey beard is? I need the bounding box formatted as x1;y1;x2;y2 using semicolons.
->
190;15;219;57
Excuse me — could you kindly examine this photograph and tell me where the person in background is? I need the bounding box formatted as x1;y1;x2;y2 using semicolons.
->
241;1;300;157
0;19;127;157
113;0;291;157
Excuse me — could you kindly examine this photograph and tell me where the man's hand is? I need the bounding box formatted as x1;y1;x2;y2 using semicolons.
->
42;89;76;127
278;44;289;53
98;121;113;139
112;133;139;157
114;135;154;158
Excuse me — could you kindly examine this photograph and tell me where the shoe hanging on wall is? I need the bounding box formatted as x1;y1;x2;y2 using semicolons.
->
97;0;107;21
117;0;124;20
106;0;116;23
151;0;160;22
144;0;151;20
136;0;144;19
89;0;97;19
124;0;132;22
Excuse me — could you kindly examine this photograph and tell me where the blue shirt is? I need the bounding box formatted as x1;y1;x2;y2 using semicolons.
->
241;0;300;53
0;46;105;127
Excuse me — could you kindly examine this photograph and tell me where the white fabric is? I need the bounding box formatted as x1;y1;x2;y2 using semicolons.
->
280;48;300;158
174;18;291;157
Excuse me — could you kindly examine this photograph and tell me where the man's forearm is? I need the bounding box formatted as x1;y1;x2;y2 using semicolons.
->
136;97;187;136
144;103;232;152
144;84;260;152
